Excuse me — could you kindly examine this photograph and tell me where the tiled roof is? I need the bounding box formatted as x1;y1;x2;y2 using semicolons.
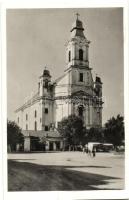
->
22;130;63;138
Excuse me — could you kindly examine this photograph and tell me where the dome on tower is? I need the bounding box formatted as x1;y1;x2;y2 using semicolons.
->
70;13;85;38
43;68;51;77
71;19;84;32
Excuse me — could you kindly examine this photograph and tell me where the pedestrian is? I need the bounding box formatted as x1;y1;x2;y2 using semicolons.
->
92;146;96;157
85;144;88;154
88;143;93;157
82;146;85;154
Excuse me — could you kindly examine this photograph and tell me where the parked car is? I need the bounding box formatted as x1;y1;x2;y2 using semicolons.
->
88;142;102;152
87;142;114;152
102;143;114;152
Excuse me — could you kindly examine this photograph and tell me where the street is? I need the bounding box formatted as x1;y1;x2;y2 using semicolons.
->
8;151;124;191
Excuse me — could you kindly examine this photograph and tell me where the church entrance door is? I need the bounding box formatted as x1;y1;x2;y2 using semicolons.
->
56;141;60;150
78;105;84;117
49;142;53;151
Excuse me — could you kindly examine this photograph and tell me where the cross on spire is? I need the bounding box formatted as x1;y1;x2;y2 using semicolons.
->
76;12;80;20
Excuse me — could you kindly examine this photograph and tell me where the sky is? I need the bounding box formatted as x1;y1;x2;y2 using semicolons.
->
7;8;124;124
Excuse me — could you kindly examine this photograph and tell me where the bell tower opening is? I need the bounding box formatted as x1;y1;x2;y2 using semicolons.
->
69;51;71;62
79;49;83;61
79;73;83;82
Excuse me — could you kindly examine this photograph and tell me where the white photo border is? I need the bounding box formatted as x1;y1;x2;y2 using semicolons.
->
1;0;129;200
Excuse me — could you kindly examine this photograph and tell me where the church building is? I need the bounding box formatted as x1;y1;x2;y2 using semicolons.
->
15;14;103;152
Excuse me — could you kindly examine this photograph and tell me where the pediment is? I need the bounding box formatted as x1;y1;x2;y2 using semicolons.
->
71;90;90;97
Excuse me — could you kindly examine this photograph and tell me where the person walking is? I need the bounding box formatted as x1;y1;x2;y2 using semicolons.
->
92;146;96;157
82;146;85;154
85;144;88;154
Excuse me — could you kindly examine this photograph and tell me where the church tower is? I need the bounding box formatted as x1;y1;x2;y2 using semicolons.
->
55;14;103;128
38;68;52;97
38;68;54;131
65;13;94;97
66;13;90;69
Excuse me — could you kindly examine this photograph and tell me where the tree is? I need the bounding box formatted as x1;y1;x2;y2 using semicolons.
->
87;127;103;143
58;115;86;148
7;120;24;151
104;115;124;148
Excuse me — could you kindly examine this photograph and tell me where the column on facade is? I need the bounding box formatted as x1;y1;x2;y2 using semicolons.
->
16;144;20;152
86;44;89;61
68;100;72;116
87;101;90;127
42;101;45;131
53;142;56;151
83;105;86;127
46;140;49;151
40;101;42;130
89;100;93;126
85;104;89;126
71;42;74;63
71;101;75;116
87;99;92;127
24;136;30;152
68;101;69;116
74;103;78;117
60;141;63;150
53;101;56;128
99;107;102;127
83;45;86;61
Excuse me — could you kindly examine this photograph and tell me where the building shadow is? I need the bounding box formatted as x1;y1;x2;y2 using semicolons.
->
8;160;123;191
9;159;36;161
9;160;111;168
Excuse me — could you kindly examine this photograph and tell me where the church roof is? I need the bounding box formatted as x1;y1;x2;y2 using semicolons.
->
54;73;66;83
15;92;40;112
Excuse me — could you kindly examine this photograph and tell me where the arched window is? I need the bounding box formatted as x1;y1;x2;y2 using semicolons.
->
79;73;83;82
44;80;48;88
79;49;83;61
68;51;71;62
34;121;37;131
34;110;37;118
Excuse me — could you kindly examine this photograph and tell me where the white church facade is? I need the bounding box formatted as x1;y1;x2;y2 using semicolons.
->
15;15;103;152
